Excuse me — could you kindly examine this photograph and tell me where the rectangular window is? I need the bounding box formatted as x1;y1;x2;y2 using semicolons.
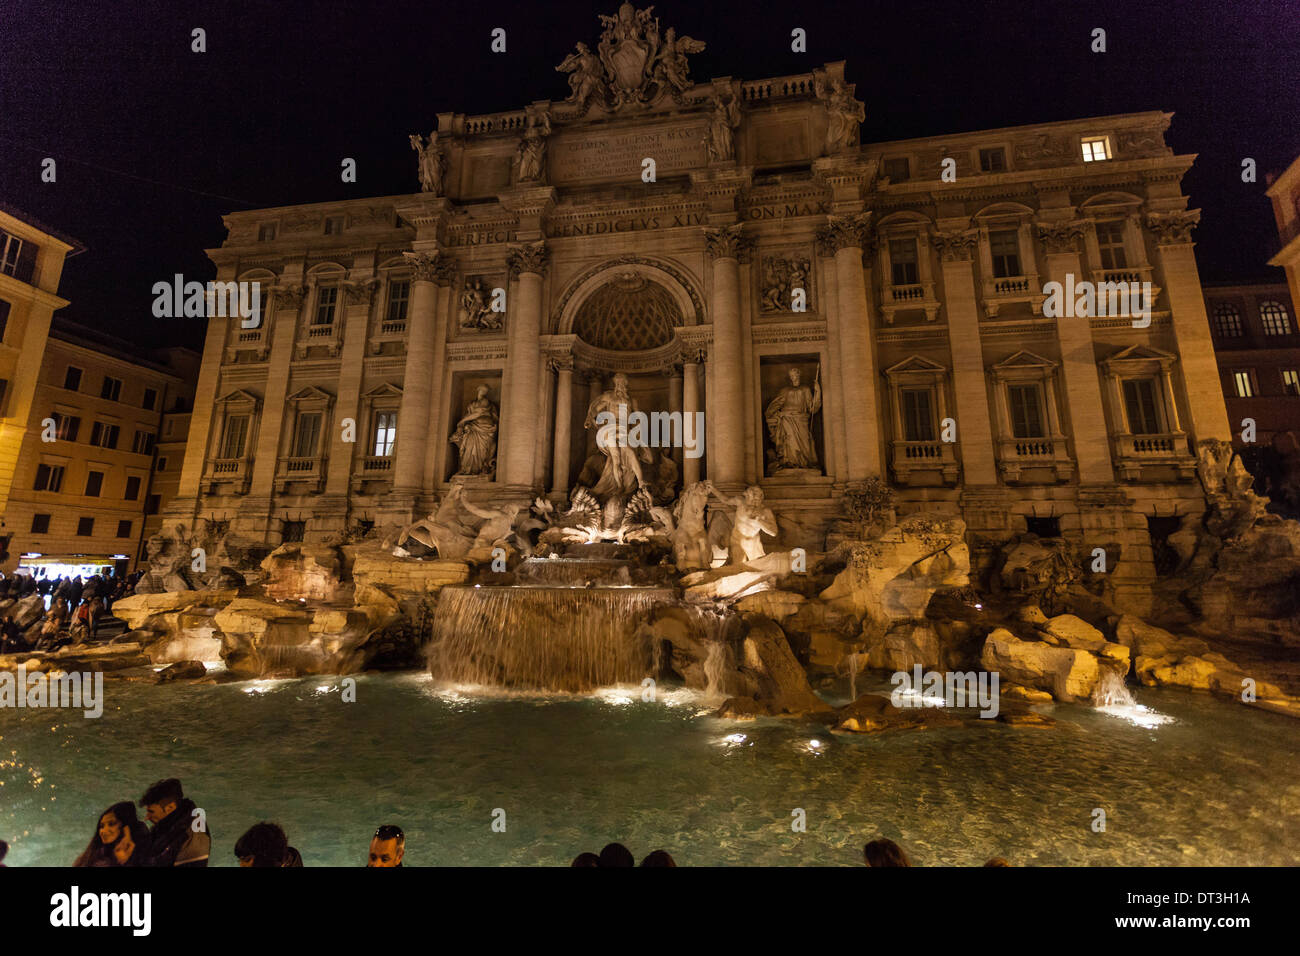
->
324;216;344;235
132;430;155;455
1283;369;1300;396
313;286;338;327
52;412;81;442
372;411;397;457
117;519;133;538
34;463;65;492
0;299;9;341
145;494;161;515
989;229;1022;278
1213;305;1244;337
1081;137;1111;162
219;414;249;458
30;513;50;534
125;475;142;500
900;388;936;442
63;366;83;391
1123;378;1162;434
882;157;911;182
889;238;920;286
1233;370;1254;398
156;456;168;472
385;280;410;323
101;376;123;401
1007;383;1047;438
258;223;277;242
142;387;158;410
84;470;104;497
291;411;322;458
89;421;120;449
0;230;24;277
76;517;95;537
1095;221;1128;269
979;147;1006;172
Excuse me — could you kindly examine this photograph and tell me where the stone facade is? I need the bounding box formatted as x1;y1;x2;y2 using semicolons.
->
168;11;1232;617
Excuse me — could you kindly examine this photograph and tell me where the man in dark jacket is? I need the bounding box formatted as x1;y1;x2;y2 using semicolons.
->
140;778;211;867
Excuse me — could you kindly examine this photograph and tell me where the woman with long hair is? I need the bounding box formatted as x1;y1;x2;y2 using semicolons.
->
73;802;149;867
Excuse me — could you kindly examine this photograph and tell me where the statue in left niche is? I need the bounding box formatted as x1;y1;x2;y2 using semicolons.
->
409;130;446;196
451;385;499;478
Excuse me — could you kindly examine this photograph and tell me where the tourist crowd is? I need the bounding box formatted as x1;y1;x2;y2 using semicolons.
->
0;776;1012;867
0;568;141;654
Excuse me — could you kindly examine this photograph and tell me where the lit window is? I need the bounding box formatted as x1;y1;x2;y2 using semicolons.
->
1283;369;1300;396
1212;303;1244;337
1260;300;1292;335
372;411;397;457
1233;371;1254;398
1081;137;1111;162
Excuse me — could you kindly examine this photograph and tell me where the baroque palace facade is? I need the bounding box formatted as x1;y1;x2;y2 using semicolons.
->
171;7;1229;612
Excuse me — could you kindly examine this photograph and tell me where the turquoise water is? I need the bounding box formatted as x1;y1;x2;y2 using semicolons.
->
2;672;1297;866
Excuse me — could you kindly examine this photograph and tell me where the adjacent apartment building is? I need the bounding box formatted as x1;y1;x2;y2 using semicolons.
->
1;319;199;577
0;203;84;565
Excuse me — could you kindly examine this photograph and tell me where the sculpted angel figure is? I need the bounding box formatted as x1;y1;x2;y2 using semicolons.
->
451;386;498;477
409;131;446;195
706;93;741;162
556;42;604;110
653;27;706;94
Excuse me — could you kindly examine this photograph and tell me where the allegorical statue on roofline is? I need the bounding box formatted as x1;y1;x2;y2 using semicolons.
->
409;130;446;195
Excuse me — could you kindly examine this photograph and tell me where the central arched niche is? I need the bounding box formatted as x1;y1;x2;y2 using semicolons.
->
571;273;682;352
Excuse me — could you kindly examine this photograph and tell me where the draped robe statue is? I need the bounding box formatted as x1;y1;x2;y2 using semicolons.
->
583;372;652;499
451;386;498;477
765;367;822;473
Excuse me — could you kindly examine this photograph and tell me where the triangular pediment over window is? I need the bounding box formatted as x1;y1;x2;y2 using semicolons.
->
363;383;403;400
885;354;948;375
215;388;260;409
993;350;1057;372
286;385;335;404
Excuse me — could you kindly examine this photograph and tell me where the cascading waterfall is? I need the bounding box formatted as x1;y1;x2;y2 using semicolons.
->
1092;669;1136;708
703;641;728;700
429;585;674;692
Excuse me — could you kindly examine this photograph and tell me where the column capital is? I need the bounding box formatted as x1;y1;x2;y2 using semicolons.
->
403;251;445;283
1035;219;1088;255
815;213;874;257
507;240;550;278
929;228;979;262
271;284;307;312
547;353;574;374
341;277;381;305
703;223;754;262
1146;209;1200;245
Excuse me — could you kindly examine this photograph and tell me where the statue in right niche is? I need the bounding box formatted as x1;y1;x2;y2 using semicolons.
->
764;366;822;474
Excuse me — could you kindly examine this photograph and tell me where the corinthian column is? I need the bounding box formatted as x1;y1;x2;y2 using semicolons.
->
550;355;574;496
704;224;750;487
392;252;441;497
502;240;548;489
817;214;881;481
682;350;703;487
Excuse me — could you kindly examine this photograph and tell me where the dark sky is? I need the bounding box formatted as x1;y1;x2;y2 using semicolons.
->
2;0;1297;350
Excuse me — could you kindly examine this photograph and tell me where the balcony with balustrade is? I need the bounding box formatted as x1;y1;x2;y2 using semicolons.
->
995;435;1075;484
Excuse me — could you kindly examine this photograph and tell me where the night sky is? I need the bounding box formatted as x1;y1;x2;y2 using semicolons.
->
2;0;1297;350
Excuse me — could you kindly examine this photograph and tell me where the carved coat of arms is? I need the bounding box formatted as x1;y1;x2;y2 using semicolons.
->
557;3;705;112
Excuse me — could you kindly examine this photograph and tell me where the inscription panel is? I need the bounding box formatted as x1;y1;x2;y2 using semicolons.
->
550;123;708;185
